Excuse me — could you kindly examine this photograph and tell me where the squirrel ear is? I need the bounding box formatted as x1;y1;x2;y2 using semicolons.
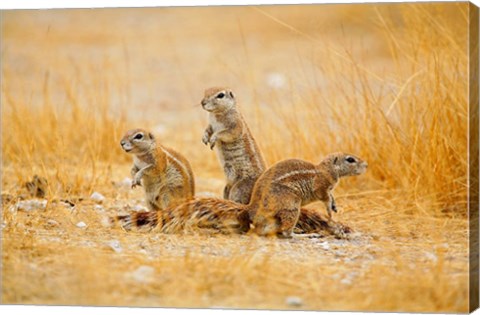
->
333;157;339;165
148;132;155;140
229;91;234;98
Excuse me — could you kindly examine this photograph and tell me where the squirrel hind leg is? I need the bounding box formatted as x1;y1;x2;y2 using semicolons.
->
228;178;256;204
274;208;300;237
237;209;252;233
147;197;163;211
252;216;276;236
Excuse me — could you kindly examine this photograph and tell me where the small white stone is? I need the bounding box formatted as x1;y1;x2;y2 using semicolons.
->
350;232;363;238
94;205;105;212
46;219;59;227
100;216;114;228
286;296;303;307
319;241;330;250
133;204;148;212
90;192;105;203
60;201;74;209
130;265;155;283
76;221;87;228
341;278;352;285
107;240;123;253
16;199;47;212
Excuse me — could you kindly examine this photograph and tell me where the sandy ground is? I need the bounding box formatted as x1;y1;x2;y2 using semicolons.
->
1;3;472;312
1;169;469;311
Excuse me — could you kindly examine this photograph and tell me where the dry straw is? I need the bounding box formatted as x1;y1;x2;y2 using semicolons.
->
1;3;471;312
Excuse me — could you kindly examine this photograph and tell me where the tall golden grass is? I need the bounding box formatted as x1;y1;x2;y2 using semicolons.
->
1;3;472;312
1;4;468;213
254;4;468;216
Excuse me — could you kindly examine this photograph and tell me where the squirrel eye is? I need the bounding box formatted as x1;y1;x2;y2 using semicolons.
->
346;157;356;163
216;93;225;99
134;133;143;140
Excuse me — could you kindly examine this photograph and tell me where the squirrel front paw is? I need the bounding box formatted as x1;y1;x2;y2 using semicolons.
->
331;203;337;213
202;132;210;146
330;197;337;213
209;135;217;150
131;177;142;189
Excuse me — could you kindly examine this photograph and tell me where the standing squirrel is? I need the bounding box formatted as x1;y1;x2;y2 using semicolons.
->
201;87;266;204
242;152;368;238
117;152;365;238
120;128;195;210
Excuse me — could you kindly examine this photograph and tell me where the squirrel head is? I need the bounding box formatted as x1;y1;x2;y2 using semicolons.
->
323;152;368;177
120;128;155;155
201;87;236;113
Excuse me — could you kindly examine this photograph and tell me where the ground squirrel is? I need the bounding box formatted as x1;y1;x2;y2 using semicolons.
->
241;152;367;238
117;152;364;238
201;87;266;204
120;128;195;210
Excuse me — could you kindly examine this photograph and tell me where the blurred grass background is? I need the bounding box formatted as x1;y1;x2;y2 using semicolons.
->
0;2;473;312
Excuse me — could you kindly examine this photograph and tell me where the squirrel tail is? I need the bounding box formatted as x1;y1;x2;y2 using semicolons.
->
116;198;247;233
117;211;159;231
163;198;247;233
116;200;352;237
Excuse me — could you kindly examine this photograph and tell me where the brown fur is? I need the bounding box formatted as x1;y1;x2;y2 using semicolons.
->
118;198;244;234
116;199;349;237
120;128;195;211
201;87;266;204
245;153;368;238
295;207;352;238
117;152;365;238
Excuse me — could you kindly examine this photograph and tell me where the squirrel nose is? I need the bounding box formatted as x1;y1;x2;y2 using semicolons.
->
120;140;126;146
201;100;206;106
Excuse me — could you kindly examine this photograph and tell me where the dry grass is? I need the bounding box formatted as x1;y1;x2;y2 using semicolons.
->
0;2;472;312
